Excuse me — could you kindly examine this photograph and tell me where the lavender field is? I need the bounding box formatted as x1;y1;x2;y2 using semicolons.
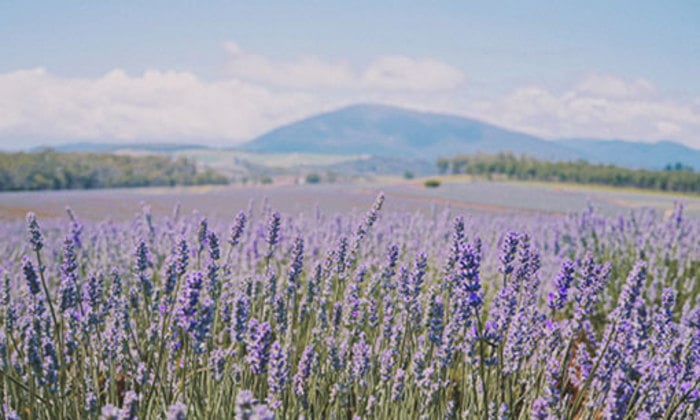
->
0;191;698;419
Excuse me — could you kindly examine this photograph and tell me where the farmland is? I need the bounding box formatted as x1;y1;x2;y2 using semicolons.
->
0;181;698;418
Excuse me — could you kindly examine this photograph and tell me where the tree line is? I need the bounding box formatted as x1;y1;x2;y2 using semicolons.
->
437;153;699;193
0;150;228;191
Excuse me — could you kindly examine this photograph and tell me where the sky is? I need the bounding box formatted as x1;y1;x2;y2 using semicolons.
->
1;1;700;150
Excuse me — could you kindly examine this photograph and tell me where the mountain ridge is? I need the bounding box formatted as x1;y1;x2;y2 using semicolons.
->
240;103;700;170
31;142;210;153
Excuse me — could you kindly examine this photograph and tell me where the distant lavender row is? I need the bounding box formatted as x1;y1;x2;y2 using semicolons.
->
0;195;697;419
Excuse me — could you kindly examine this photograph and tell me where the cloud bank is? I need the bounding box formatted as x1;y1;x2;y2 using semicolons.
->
224;41;465;91
465;74;700;143
0;67;317;146
0;43;699;149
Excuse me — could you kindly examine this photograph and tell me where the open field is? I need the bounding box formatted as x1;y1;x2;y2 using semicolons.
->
1;178;698;222
0;182;698;418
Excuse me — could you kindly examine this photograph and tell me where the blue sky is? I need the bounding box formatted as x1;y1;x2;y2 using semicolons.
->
1;1;699;149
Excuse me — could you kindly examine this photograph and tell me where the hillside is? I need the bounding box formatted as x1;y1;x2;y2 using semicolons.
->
240;104;700;170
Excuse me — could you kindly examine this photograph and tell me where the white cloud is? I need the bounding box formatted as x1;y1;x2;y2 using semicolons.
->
572;73;655;99
361;55;465;91
0;67;320;147
0;43;468;148
465;74;700;147
225;41;464;92
224;41;355;89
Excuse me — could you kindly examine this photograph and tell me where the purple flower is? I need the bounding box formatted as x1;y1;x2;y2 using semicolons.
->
530;398;548;419
134;240;153;299
245;318;273;375
25;321;43;384
536;356;562;419
273;294;288;334
379;348;395;382
454;241;483;327
206;257;221;301
287;236;304;294
163;257;179;296
332;302;343;332
427;292;444;344
653;288;678;351
612;261;646;322
451;216;465;258
208;231;220;261
344;266;365;327
178;271;203;332
391;368;406;401
267;341;289;407
42;335;59;390
209;348;227;382
499;231;519;277
122;390;140;420
359;192;385;237
548;259;575;313
437;320;457;368
193;296;215;349
293;345;316;398
22;256;40;296
379;243;400;292
412;346;426;382
571;254;611;345
486;282;517;343
85;272;104;314
381;296;395;340
100;404;121;420
236;390;272;420
60;236;79;312
233;292;251;343
166;401;187;420
351;334;371;383
265;273;277;304
603;368;634;420
26;212;43;252
265;211;281;256
197;218;209;253
251;405;274;420
176;237;189;277
367;298;379;329
229;211;247;247
65;206;83;248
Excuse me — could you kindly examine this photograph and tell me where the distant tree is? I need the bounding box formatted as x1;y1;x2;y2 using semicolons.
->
403;171;415;180
305;173;321;184
438;152;700;193
325;171;338;183
424;179;441;188
0;150;229;191
436;158;450;174
664;162;694;172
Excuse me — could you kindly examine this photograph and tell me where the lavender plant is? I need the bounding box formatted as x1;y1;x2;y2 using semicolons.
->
0;196;697;419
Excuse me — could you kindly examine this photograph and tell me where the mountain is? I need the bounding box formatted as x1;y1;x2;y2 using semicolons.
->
240;104;700;170
33;142;209;153
240;104;580;161
557;139;700;170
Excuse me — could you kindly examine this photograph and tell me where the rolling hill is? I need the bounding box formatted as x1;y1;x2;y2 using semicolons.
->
240;104;700;170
